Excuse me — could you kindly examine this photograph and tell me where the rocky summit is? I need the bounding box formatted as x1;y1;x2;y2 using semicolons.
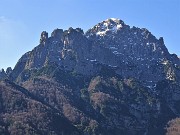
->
0;18;180;135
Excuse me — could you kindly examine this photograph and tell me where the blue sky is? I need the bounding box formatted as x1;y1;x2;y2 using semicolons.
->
0;0;179;69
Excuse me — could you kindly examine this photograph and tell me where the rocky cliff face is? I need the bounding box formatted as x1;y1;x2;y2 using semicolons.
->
0;67;12;80
10;18;180;87
0;18;180;135
0;69;7;80
86;18;179;87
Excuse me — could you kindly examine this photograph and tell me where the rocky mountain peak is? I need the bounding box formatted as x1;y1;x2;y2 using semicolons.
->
9;18;180;88
0;18;180;135
64;27;84;36
86;18;125;37
0;68;5;73
0;68;7;80
40;31;48;44
0;67;13;80
6;67;12;75
51;28;63;38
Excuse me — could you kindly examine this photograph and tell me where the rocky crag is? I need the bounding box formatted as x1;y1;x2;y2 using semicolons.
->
0;18;180;135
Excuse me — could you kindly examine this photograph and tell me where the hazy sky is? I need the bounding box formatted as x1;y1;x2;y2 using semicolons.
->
0;0;179;69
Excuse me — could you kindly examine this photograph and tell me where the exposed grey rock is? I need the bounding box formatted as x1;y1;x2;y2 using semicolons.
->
40;31;48;44
0;67;12;80
0;68;7;80
6;67;12;75
85;19;180;87
51;28;63;38
9;18;180;88
1;18;180;135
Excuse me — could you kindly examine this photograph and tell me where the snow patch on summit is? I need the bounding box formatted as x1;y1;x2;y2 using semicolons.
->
108;18;120;23
96;18;123;36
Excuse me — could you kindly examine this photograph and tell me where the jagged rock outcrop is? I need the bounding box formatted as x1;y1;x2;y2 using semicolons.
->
11;27;98;82
11;18;180;88
6;67;12;75
1;18;180;135
86;18;179;87
40;31;48;44
0;67;13;80
0;69;7;80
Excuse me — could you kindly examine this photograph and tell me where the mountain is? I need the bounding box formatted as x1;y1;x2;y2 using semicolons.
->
0;18;180;135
